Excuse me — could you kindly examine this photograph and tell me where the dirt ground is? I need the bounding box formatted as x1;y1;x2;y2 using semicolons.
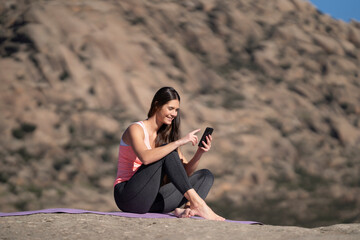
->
1;214;360;240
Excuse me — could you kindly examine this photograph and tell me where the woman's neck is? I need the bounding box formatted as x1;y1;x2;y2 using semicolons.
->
144;116;162;134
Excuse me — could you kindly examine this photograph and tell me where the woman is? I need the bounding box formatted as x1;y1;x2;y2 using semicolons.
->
113;87;224;221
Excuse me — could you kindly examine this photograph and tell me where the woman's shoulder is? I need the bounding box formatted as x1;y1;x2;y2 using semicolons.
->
127;121;145;134
128;121;144;128
122;121;145;142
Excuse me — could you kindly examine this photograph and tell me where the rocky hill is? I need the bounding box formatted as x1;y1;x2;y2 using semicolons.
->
0;0;359;227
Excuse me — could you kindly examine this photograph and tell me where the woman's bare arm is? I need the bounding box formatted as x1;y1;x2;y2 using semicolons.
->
126;124;200;165
181;149;203;176
182;135;212;176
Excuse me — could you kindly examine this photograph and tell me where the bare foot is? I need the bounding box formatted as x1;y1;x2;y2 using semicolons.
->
173;208;194;218
190;202;225;221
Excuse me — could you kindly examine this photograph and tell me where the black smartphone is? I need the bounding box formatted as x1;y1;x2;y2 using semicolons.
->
198;127;214;148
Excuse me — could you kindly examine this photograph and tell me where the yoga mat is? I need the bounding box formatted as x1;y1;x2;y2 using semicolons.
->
0;208;262;225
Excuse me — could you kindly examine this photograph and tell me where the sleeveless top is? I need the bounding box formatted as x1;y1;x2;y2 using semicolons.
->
114;121;151;186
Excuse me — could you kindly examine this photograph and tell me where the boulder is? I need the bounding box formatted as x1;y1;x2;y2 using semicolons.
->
313;33;345;55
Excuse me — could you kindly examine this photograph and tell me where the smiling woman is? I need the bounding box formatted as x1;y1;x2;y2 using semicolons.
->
146;88;181;147
113;87;225;221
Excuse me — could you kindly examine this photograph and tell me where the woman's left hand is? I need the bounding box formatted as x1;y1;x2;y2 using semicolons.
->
199;135;212;152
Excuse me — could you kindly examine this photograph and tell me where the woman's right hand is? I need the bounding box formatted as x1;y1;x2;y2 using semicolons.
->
178;129;201;146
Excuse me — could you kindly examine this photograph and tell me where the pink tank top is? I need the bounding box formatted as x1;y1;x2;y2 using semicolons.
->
114;121;151;186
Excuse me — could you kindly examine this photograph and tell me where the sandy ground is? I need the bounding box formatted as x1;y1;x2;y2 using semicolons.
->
1;214;360;240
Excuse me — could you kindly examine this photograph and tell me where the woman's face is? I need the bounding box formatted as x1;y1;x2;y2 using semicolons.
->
157;99;180;125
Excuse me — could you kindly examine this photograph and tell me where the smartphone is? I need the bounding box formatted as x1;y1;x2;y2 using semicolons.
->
198;127;214;148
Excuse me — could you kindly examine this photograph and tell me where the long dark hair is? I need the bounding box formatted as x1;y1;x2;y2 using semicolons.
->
147;87;181;147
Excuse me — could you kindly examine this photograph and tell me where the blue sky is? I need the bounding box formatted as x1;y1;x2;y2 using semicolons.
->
308;0;360;22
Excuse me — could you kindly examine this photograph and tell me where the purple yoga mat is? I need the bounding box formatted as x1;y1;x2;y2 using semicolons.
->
0;208;262;225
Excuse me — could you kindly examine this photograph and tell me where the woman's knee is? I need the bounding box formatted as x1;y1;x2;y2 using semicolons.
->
162;150;180;161
198;169;214;185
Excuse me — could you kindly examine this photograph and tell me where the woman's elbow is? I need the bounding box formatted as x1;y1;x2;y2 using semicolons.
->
140;155;159;165
141;160;150;165
139;156;151;165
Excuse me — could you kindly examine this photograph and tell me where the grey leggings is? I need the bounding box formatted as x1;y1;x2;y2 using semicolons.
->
114;150;214;213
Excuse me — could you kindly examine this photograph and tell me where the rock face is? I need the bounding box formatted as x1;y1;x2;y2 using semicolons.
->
1;214;360;240
0;0;359;227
